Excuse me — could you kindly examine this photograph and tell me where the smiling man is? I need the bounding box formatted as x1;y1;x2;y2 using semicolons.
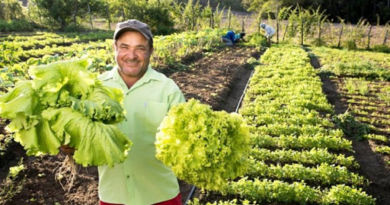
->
98;19;185;205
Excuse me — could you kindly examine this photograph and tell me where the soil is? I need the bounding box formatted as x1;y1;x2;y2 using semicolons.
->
0;45;259;205
308;51;390;205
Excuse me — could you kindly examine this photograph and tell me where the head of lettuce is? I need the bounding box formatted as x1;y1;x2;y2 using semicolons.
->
0;58;132;167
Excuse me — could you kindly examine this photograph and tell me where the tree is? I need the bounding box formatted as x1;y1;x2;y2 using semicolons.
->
112;0;175;34
0;0;24;20
31;0;105;29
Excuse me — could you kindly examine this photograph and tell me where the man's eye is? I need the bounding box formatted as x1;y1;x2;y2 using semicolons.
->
136;47;147;52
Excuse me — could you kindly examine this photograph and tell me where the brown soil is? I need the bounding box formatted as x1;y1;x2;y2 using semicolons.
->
308;51;390;205
0;45;259;205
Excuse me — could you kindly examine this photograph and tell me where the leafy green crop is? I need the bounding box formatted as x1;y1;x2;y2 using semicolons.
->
155;99;250;190
0;59;132;167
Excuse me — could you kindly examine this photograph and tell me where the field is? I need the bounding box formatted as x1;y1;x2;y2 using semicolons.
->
1;27;390;205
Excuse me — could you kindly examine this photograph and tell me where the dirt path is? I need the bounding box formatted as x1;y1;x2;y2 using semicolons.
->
307;48;390;205
0;45;259;205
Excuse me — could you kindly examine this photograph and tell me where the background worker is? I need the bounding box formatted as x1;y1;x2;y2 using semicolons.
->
260;23;275;46
221;30;246;46
97;19;185;205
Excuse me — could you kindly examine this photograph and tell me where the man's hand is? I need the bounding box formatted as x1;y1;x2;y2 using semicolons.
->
60;145;75;155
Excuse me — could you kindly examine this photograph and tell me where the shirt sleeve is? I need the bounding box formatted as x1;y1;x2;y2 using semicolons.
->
167;90;186;110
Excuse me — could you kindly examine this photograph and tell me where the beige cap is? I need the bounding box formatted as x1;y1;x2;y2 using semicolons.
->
113;19;153;47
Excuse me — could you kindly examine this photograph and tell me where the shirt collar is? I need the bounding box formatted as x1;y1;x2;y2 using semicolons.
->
111;65;160;90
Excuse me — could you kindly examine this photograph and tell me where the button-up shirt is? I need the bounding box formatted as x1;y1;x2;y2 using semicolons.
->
98;66;185;205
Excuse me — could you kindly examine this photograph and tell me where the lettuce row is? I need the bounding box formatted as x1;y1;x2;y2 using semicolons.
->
0;59;131;167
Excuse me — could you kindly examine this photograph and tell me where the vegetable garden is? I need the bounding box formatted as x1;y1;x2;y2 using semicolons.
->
1;19;390;205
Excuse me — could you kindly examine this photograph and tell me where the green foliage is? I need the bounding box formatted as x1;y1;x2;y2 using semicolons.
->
344;40;357;50
155;99;250;191
333;111;370;140
378;86;390;105
0;0;24;20
0;19;35;32
63;23;87;32
188;199;250;205
114;0;175;35
247;160;367;186
251;148;358;168
344;18;370;49
363;134;388;143
171;0;226;31
182;0;202;30
243;33;267;47
375;145;390;155
30;0;105;30
226;178;322;203
344;78;370;95
372;45;390;53
333;62;390;81
0;59;132;167
312;46;390;81
322;185;375;205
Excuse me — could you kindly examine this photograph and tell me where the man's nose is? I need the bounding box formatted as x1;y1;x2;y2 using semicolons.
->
125;48;138;59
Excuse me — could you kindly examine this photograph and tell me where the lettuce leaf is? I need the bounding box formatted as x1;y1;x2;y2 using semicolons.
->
42;107;131;167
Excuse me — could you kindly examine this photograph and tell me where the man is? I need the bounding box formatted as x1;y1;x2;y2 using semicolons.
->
260;23;275;46
221;30;245;46
98;19;185;205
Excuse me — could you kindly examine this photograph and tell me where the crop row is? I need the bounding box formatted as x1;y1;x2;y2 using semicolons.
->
247;159;366;186
1;39;111;66
250;148;358;168
192;44;373;204
225;178;374;205
1;31;112;47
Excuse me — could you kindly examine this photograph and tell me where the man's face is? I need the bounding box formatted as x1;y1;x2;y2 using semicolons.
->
114;31;153;80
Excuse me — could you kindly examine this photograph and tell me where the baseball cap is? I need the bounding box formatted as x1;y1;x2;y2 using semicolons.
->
114;19;153;47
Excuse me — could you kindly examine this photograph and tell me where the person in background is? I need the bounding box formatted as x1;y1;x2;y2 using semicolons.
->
221;30;246;46
260;23;275;46
97;19;185;205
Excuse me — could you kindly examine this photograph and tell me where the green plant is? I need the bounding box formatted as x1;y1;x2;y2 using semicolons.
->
333;111;370;140
372;45;390;53
378;86;390;104
363;134;388;142
344;40;357;50
345;78;358;94
156;99;250;191
0;19;35;32
0;59;131;167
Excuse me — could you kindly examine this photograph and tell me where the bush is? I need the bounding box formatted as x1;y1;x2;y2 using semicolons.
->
63;23;87;32
344;40;357;50
372;45;390;53
0;19;35;32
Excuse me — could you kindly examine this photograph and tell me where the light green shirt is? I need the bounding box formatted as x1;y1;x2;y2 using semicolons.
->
98;66;185;205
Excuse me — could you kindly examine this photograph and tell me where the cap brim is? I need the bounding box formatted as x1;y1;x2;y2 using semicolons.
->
114;28;151;41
